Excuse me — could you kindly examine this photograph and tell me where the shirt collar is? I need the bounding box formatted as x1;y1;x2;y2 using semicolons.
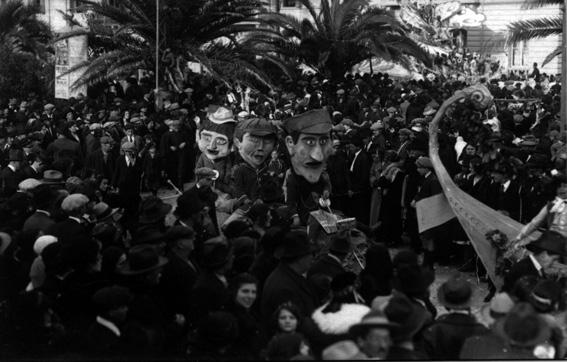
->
529;253;543;274
502;179;511;192
96;316;121;337
68;216;82;224
36;209;50;216
7;164;15;172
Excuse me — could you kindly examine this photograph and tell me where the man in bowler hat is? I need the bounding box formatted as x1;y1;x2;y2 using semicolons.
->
261;229;319;325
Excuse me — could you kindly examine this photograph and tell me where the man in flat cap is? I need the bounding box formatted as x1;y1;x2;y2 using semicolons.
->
232;117;278;202
112;142;143;233
283;108;333;224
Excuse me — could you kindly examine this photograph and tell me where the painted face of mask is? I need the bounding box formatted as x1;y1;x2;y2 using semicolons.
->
236;133;275;168
286;133;333;183
197;130;230;161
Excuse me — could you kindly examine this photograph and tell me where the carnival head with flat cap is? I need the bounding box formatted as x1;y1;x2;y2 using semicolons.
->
197;106;236;161
234;117;277;168
284;108;333;183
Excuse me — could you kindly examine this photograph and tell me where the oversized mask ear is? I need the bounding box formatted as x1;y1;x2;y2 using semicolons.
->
285;135;295;156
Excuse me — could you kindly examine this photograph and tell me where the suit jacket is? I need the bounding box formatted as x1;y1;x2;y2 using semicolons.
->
460;332;537;359
85;149;116;180
47;217;90;245
159;252;199;317
415;171;442;202
307;254;345;280
190;270;230;324
0;166;22;198
495;180;522;221
21;165;41;180
349;150;371;192
85;321;123;356
261;263;319;321
112;155;143;195
502;257;541;293
422;313;488;360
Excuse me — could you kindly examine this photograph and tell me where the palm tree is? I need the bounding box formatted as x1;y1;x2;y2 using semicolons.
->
507;0;563;66
0;0;53;100
58;0;288;91
260;0;431;80
0;0;52;60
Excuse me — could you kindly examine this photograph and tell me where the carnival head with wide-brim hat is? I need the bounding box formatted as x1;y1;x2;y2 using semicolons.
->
197;106;236;161
118;244;168;276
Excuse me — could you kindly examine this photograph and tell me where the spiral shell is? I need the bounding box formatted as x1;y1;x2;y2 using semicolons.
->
456;84;494;111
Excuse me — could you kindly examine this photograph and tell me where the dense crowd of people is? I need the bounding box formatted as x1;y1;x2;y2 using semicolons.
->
0;68;565;360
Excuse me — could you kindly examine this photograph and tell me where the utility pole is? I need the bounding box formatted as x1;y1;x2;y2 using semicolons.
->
562;0;567;134
155;0;160;109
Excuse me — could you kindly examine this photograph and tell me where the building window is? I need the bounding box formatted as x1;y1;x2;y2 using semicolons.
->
282;0;296;7
511;41;527;67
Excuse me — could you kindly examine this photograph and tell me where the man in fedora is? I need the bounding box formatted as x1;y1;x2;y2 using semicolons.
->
307;230;350;280
349;309;398;359
384;293;429;360
261;229;319;325
159;226;199;319
190;239;233;326
85;285;132;356
282;109;333;225
422;275;488;360
118;244;178;356
0;148;24;199
503;230;567;292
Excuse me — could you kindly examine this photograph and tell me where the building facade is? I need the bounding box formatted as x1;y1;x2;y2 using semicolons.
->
268;0;563;75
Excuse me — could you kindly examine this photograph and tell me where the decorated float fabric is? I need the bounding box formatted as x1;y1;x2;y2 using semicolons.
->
427;84;553;289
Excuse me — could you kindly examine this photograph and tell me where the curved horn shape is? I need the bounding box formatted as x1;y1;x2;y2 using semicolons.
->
428;84;541;289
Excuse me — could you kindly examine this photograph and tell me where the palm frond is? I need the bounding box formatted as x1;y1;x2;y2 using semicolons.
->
521;0;563;9
507;16;562;44
542;45;562;66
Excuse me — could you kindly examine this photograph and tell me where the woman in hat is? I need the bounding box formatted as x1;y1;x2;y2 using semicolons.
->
305;272;370;358
226;273;267;359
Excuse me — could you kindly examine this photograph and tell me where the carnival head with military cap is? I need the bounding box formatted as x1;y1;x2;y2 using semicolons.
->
197;106;236;161
284;108;333;183
234;117;277;169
